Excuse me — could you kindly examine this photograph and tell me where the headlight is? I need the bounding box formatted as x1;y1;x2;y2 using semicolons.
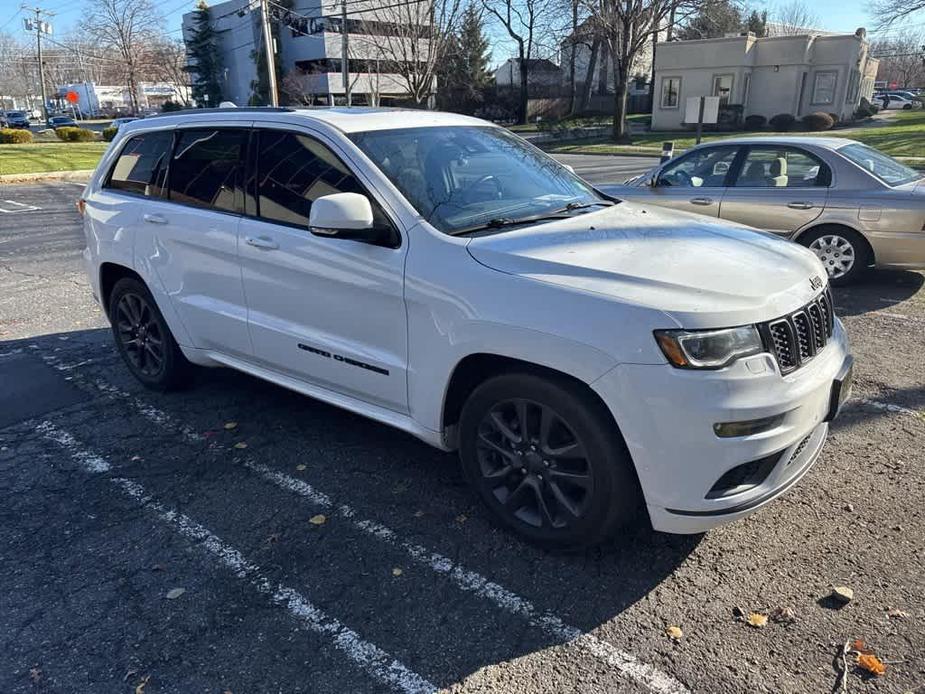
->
654;326;763;369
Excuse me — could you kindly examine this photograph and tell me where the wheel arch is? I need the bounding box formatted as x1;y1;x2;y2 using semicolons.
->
99;262;145;319
440;353;625;450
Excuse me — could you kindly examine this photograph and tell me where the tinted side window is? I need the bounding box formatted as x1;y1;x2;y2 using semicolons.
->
256;130;367;227
169;129;248;212
106;131;172;196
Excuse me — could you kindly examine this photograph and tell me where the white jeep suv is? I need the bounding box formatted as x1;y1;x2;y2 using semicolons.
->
80;107;853;548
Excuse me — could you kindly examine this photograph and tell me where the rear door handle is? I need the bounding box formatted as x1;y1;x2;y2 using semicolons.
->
143;213;167;224
787;202;814;210
245;235;279;250
690;197;713;206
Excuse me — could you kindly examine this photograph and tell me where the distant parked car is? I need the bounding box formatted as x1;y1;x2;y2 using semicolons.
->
47;115;78;129
111;117;137;129
4;111;31;129
879;93;919;110
602;136;925;285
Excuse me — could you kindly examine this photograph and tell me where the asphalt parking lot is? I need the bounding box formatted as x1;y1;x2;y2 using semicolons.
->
0;179;923;694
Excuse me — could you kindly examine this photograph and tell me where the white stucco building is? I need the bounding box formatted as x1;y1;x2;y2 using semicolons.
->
182;0;432;107
651;29;879;130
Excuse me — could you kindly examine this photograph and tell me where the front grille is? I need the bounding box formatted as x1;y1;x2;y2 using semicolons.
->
787;433;813;465
759;288;835;373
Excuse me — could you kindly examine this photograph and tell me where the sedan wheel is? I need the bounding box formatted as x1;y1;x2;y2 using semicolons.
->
808;234;856;280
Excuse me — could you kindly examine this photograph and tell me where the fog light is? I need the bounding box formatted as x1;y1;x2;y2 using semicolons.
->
713;413;785;438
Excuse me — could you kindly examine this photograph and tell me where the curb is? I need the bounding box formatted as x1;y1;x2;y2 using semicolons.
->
0;170;94;184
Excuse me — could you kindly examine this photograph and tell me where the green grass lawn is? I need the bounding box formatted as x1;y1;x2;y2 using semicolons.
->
0;142;109;176
548;109;925;159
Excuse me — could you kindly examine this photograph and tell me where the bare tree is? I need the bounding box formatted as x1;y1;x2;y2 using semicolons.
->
357;0;462;107
873;0;925;27
580;0;681;141
482;0;558;123
146;39;191;105
769;1;819;35
81;0;163;113
872;31;925;88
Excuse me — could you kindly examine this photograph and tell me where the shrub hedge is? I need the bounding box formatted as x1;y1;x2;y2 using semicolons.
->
743;114;767;129
0;128;33;144
54;126;97;142
769;113;797;131
102;126;118;142
802;112;835;131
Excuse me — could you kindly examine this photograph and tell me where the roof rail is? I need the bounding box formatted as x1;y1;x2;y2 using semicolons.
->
146;106;295;118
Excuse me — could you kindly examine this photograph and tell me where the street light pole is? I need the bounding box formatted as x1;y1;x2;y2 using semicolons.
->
259;0;279;106
22;5;52;123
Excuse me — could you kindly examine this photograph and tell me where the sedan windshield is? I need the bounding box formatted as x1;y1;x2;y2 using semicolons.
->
350;126;607;234
838;143;921;187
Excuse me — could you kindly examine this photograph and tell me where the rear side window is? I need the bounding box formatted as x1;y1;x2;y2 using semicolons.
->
106;131;172;197
169;129;248;213
255;129;367;227
734;147;831;188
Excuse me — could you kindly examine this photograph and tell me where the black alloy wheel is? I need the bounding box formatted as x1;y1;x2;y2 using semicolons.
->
475;398;593;530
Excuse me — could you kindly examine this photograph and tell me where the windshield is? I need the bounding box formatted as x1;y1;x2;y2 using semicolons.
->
350;126;606;234
838;142;921;187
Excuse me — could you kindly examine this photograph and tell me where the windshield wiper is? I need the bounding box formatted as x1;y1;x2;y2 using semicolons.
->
450;200;615;236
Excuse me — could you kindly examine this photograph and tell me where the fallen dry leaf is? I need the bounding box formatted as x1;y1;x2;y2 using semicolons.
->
455;514;467;523
852;638;869;653
665;625;683;640
413;510;424;518
857;653;886;676
165;588;185;600
309;514;327;526
135;674;151;694
392;567;403;577
29;667;42;684
130;455;142;462
832;586;854;604
151;563;166;572
296;464;307;471
233;441;248;449
224;422;238;430
887;608;909;620
746;612;768;628
770;606;796;624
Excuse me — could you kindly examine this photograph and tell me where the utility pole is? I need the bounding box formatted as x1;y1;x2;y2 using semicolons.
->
259;0;279;106
22;5;53;123
341;0;351;106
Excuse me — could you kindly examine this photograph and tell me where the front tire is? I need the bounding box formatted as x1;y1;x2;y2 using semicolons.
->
800;227;871;286
108;277;190;391
458;372;643;549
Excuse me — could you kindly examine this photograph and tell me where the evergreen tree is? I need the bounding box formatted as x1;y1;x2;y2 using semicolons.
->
743;9;767;37
437;5;491;114
186;1;224;107
676;0;743;40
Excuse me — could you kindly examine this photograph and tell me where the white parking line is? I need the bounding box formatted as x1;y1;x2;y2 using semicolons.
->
44;357;690;694
0;200;41;213
849;398;922;418
37;421;436;694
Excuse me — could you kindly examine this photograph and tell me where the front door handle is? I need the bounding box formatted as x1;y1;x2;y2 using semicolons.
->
787;201;814;210
143;213;167;224
690;197;713;206
245;235;279;250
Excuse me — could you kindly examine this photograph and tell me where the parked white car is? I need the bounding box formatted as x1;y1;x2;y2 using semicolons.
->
79;108;853;548
878;93;919;110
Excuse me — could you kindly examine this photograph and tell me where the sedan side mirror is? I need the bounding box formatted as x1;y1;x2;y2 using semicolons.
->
309;192;383;243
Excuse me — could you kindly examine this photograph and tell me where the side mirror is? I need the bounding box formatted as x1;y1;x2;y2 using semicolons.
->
309;192;381;242
649;174;659;187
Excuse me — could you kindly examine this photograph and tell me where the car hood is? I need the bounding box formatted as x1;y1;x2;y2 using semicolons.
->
466;202;828;329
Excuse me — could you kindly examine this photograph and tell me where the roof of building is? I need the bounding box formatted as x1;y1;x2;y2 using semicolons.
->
127;106;490;134
496;58;562;73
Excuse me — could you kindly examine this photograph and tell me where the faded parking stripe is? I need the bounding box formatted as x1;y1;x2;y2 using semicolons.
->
42;355;691;694
37;421;437;694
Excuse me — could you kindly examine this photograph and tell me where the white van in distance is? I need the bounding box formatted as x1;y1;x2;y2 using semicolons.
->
80;107;853;548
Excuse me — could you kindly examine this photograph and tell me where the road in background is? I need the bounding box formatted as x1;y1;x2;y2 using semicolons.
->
553;153;657;185
1;181;923;694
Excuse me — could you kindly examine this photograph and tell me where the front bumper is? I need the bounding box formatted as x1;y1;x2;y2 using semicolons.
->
592;318;851;534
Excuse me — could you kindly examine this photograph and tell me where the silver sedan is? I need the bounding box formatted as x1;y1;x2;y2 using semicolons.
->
600;136;925;284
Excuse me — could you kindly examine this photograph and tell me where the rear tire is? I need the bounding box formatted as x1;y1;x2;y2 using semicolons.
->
458;371;643;550
108;277;191;391
800;227;871;286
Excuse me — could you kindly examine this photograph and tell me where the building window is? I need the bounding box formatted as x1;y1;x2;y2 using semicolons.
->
661;76;681;109
811;71;838;105
711;74;734;105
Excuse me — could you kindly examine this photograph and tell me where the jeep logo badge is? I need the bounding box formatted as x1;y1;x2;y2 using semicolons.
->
809;275;824;291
